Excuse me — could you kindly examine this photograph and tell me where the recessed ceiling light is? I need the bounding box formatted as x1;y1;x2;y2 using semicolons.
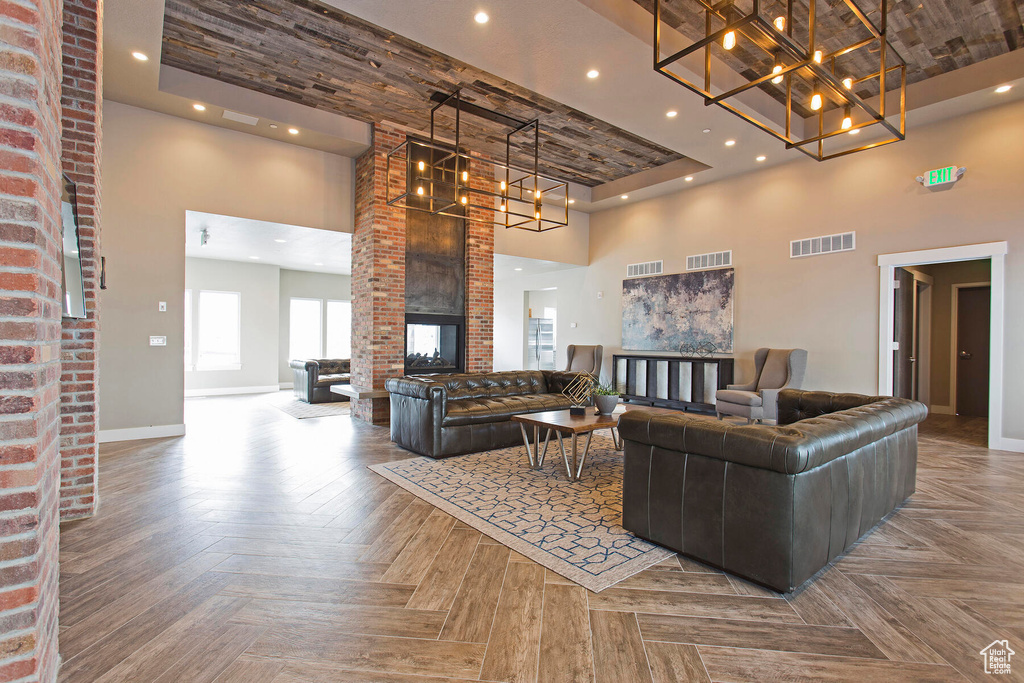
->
568;199;575;204
756;155;766;161
131;51;149;62
586;69;600;79
684;176;694;182
702;128;711;133
849;129;860;135
725;139;736;146
620;194;629;200
193;103;206;111
666;110;678;118
474;11;489;23
995;84;1012;93
314;262;324;266
249;256;260;260
514;267;523;271
274;239;286;243
288;128;299;135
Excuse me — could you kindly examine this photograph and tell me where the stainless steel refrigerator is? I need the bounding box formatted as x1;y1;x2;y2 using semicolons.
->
526;317;556;371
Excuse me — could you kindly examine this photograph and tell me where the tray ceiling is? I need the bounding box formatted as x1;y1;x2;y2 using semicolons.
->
161;0;691;187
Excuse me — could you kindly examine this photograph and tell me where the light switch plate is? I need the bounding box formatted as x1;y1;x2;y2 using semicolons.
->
570;322;578;328
158;301;167;312
597;291;604;299
150;336;167;346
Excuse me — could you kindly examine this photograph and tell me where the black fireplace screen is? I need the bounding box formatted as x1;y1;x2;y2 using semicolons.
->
405;317;462;373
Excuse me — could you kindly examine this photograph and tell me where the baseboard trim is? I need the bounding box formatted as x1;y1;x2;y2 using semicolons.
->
995;437;1024;453
98;424;186;443
184;385;280;398
279;382;293;390
929;404;954;415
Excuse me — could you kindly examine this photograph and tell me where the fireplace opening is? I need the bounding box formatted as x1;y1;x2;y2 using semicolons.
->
405;314;463;374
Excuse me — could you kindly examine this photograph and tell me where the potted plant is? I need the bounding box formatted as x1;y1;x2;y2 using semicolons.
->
592;383;620;415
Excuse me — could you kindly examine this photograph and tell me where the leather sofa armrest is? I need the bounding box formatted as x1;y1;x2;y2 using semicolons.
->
543;370;590;395
290;359;318;373
385;376;446;404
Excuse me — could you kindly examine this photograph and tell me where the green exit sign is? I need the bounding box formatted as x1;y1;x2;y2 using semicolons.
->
922;166;958;187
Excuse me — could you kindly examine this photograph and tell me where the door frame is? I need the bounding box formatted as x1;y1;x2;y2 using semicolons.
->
950;281;991;417
877;241;1009;451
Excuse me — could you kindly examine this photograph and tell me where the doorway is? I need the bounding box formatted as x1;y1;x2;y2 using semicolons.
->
953;284;991;417
524;289;557;371
877;242;1007;450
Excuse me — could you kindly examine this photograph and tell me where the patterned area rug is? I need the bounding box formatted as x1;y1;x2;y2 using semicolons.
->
268;392;351;419
369;434;674;592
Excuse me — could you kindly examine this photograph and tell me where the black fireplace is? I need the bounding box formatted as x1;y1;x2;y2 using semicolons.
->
405;314;463;375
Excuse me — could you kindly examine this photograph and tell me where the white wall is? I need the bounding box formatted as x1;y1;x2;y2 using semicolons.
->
100;101;355;432
278;269;352;384
184;258;281;394
494;209;590;265
493;97;1024;443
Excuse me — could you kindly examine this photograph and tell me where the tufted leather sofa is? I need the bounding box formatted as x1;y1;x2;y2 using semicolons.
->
290;359;351;404
619;389;928;593
386;370;584;458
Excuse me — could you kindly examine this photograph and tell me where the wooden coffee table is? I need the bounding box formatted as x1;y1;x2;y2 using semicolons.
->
511;407;626;482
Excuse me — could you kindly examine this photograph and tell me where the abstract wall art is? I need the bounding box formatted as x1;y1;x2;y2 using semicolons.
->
621;269;734;353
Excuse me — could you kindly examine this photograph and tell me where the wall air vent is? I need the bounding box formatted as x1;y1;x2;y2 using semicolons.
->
222;110;259;126
790;231;856;258
686;250;732;271
626;260;664;278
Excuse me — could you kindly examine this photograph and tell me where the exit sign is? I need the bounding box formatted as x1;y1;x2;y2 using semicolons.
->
918;165;965;187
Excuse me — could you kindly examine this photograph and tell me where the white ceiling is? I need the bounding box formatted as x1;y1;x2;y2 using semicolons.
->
494;254;583;281
184;211;352;275
104;0;1024;212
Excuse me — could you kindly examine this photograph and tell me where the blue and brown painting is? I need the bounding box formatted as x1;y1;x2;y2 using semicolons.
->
621;268;734;353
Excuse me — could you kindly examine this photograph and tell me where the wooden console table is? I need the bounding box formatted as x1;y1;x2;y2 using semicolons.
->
612;354;734;415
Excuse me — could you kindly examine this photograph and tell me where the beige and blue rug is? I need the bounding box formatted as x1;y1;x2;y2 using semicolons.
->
369;434;673;592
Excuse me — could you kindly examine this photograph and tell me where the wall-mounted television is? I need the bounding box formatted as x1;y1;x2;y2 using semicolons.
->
61;174;87;319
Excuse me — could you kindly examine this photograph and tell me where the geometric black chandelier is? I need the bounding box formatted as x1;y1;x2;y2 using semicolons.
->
654;0;906;161
386;90;569;231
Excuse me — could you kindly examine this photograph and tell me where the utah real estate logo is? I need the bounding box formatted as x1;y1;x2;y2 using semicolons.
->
980;640;1014;675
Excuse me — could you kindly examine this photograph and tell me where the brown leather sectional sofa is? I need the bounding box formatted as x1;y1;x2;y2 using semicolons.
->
619;389;928;593
386;370;583;458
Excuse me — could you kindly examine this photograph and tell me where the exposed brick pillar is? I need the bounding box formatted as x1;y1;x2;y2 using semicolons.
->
59;0;101;521
465;157;494;373
0;0;65;680
351;123;406;424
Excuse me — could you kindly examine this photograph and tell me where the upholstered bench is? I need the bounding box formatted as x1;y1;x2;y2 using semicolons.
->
619;389;928;592
386;370;584;458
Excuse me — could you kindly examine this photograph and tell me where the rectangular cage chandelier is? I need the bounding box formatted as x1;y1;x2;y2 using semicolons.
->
654;0;906;161
386;90;569;232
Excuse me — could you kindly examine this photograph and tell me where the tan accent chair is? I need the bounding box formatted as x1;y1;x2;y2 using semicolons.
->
716;348;807;423
564;344;603;376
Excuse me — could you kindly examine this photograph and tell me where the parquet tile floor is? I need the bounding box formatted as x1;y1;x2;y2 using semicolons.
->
58;396;1023;682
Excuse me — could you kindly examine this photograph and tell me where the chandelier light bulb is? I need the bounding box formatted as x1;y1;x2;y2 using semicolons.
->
416;186;424;195
771;63;784;85
418;161;425;171
723;30;736;50
500;204;506;212
841;106;852;130
842;77;853;89
461;196;468;205
810;90;823;111
813;49;823;63
535;211;541;220
462;170;468;182
500;180;507;191
773;16;785;30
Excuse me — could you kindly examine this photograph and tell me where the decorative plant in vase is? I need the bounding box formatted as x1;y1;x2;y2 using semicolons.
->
592;383;620;415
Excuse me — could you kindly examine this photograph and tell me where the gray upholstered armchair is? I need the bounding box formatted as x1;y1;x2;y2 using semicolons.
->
716;348;807;423
564;344;603;376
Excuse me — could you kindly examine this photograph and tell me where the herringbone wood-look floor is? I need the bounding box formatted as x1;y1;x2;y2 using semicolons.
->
58;397;1021;682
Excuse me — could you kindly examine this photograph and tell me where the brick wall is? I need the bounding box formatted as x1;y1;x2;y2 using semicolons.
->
465;156;494;373
59;0;101;521
0;0;66;679
351;123;406;424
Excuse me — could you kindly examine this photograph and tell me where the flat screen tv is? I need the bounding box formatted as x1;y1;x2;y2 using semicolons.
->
61;174;87;319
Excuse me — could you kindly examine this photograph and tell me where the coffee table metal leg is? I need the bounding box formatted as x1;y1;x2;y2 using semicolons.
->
574;430;594;480
520;423;537;468
555;431;573;481
539;429;551;467
610;427;622;450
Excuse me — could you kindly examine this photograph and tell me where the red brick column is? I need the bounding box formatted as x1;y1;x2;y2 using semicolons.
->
351;123;406;424
59;0;101;521
0;0;65;680
465;157;494;373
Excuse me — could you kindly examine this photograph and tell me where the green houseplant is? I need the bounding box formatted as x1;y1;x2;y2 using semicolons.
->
592;383;619;415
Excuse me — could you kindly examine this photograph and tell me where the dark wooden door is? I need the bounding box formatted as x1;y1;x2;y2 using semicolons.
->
956;286;990;417
893;268;915;399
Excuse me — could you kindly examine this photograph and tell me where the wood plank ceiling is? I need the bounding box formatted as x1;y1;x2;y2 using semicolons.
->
638;0;1024;115
161;0;690;187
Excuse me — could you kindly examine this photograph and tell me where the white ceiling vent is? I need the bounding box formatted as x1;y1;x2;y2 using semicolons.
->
626;260;664;278
222;110;259;126
791;231;855;258
687;250;732;271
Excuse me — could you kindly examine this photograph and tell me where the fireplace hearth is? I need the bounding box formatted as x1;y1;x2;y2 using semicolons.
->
405;314;463;375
